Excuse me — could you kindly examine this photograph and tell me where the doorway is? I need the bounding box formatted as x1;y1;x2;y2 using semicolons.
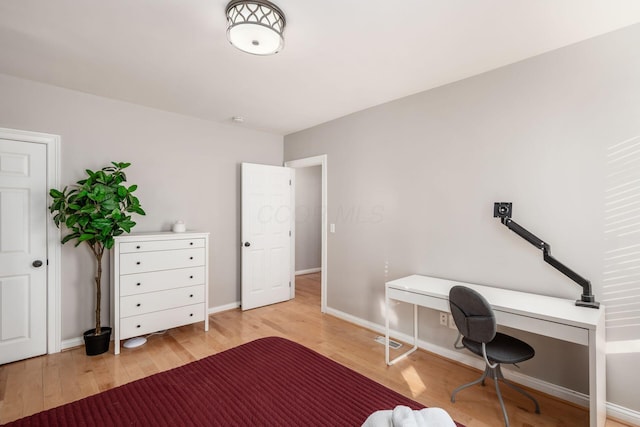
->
285;155;327;313
240;163;294;311
0;128;61;363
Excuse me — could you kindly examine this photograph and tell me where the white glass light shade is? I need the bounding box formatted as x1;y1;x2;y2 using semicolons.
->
226;0;286;55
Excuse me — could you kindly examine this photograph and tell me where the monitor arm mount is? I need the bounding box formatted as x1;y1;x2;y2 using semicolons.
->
493;202;599;309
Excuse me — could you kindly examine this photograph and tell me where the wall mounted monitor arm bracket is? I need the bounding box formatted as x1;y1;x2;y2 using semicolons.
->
494;202;599;309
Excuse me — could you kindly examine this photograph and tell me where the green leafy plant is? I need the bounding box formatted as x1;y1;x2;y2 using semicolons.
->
49;162;145;336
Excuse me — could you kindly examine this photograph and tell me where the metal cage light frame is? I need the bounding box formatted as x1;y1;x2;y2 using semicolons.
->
225;0;286;55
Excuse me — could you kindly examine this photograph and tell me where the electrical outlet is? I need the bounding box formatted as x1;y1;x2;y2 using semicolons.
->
439;312;448;326
448;314;457;330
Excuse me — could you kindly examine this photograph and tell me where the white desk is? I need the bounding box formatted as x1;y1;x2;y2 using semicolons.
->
385;275;606;427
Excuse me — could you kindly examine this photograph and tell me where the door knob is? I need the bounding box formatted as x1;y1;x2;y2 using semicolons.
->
244;242;251;247
32;260;43;268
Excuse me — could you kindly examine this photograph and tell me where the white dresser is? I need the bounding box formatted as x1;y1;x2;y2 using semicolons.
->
110;232;210;355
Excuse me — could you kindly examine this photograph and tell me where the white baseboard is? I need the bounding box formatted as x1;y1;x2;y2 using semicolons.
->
60;336;83;351
325;306;587;405
295;268;321;275
325;307;640;425
208;302;240;314
607;402;640;426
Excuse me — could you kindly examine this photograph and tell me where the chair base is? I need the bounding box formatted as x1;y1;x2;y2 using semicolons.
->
451;364;540;427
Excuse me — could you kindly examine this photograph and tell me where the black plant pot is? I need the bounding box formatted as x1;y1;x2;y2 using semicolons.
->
83;327;112;356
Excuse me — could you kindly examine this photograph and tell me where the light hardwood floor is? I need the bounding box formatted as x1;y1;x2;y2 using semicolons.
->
0;273;632;426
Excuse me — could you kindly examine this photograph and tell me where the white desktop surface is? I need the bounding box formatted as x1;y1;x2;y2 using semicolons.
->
388;275;601;330
385;275;606;427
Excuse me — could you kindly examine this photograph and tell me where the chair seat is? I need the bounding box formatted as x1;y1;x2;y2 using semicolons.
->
462;332;535;364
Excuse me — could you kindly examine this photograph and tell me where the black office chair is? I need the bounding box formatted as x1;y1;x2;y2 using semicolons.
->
448;285;540;427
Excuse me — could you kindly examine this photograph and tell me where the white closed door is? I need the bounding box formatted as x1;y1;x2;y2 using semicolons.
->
241;163;293;310
0;139;48;364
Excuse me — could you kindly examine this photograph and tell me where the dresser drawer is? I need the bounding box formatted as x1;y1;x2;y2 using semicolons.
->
120;267;205;296
120;285;205;317
120;303;205;340
120;238;205;253
120;248;205;274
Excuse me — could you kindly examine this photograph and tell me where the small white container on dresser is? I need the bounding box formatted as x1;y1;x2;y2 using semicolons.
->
110;232;210;354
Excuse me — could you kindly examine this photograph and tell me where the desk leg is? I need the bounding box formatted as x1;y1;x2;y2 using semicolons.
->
387;303;419;365
385;291;390;365
589;312;606;427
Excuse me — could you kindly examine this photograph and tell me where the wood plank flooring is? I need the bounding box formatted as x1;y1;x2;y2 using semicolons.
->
0;273;633;426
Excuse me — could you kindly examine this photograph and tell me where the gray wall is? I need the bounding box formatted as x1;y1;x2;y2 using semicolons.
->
0;73;283;341
295;166;322;272
284;24;640;411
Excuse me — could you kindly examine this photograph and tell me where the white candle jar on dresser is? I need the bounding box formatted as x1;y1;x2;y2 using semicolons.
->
110;232;209;354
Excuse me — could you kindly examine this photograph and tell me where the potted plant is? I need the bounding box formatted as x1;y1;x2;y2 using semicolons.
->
49;162;145;355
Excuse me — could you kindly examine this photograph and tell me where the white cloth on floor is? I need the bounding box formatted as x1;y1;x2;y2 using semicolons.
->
361;405;456;427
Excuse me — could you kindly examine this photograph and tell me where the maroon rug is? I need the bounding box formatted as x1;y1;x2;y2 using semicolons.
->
4;337;462;426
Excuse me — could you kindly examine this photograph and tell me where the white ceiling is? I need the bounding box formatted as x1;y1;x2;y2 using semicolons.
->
1;1;639;135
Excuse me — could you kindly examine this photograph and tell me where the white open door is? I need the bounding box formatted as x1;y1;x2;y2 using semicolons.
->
0;138;48;364
241;163;293;310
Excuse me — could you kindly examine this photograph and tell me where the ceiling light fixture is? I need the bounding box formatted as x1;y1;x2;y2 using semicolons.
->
225;0;286;56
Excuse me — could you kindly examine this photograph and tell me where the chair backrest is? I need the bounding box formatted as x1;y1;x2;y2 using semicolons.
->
448;285;497;343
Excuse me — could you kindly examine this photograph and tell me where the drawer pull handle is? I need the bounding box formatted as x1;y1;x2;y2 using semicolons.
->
136;245;141;249
136;261;141;265
190;242;194;246
190;275;194;279
190;313;193;317
189;256;193;260
137;325;141;328
190;294;194;298
136;303;141;307
136;282;141;286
